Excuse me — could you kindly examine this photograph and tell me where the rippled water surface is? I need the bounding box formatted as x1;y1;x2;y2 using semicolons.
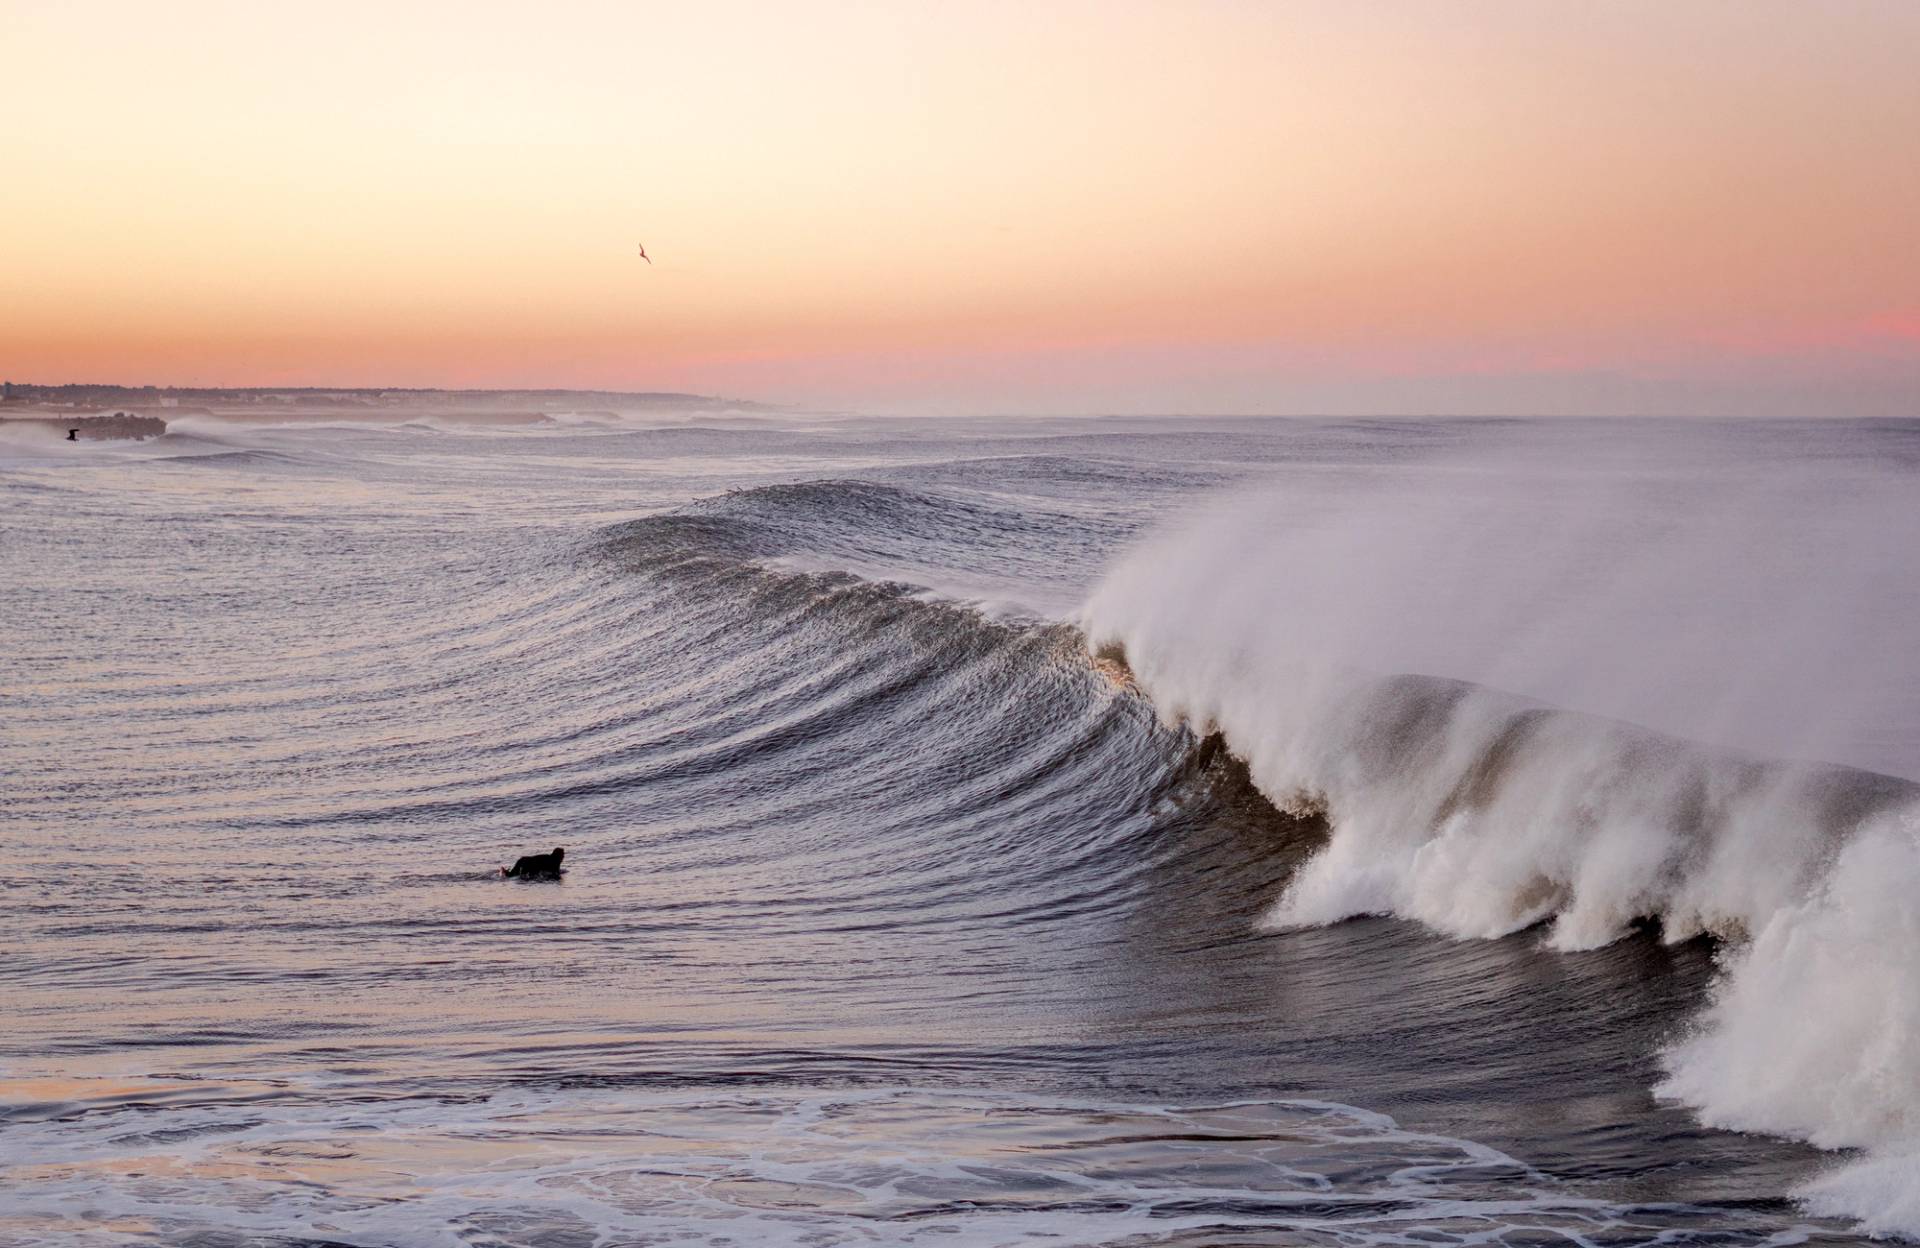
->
4;410;1915;1245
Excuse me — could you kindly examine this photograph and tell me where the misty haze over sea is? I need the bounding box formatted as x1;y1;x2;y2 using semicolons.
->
3;403;1918;1246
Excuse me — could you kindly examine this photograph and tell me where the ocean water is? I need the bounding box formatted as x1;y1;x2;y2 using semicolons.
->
2;408;1917;1246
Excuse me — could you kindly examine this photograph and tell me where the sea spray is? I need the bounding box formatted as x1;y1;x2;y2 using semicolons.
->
1081;428;1920;1234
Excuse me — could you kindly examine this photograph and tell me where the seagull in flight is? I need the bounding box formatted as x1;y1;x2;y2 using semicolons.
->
637;243;652;264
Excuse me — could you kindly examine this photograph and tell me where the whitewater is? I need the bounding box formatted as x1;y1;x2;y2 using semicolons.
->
2;407;1916;1245
1080;420;1920;1236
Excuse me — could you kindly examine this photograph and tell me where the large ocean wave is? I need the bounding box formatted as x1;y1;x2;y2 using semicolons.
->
9;415;1915;1245
1079;450;1920;1236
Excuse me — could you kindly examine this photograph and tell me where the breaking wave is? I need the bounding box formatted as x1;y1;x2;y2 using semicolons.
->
1079;448;1920;1236
11;417;1918;1245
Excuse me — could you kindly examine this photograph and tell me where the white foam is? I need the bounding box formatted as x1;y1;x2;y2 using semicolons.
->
0;1080;1823;1247
1079;427;1920;1237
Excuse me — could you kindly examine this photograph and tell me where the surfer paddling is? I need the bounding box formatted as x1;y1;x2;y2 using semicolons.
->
500;846;565;880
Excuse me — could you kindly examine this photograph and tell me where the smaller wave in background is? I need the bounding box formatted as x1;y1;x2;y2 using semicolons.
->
600;477;1134;616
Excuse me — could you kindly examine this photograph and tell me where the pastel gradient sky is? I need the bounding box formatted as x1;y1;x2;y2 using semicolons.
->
2;0;1916;414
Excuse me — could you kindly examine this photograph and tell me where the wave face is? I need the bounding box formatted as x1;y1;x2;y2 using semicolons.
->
1081;419;1920;1235
2;410;1916;1244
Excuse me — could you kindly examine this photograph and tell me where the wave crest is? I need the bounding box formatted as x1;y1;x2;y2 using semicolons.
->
1080;454;1920;1237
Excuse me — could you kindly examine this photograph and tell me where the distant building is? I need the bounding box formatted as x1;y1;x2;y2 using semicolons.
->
2;381;14;402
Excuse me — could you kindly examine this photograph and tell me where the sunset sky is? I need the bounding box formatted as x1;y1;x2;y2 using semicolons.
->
2;0;1916;414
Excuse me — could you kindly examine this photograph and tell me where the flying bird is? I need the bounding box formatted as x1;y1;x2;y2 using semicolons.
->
637;243;652;264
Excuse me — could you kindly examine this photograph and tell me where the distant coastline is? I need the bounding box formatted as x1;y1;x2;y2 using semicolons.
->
0;382;773;439
0;411;168;441
0;381;761;410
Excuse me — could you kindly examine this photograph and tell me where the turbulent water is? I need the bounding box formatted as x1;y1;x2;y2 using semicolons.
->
2;408;1917;1246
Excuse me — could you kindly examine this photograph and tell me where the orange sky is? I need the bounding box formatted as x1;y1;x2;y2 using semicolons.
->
2;0;1916;413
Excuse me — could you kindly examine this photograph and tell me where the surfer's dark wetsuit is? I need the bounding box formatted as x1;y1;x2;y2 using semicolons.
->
503;846;565;879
